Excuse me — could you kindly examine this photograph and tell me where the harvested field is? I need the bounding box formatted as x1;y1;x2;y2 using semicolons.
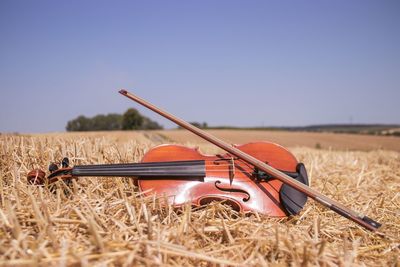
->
0;131;399;266
30;129;400;152
157;129;400;152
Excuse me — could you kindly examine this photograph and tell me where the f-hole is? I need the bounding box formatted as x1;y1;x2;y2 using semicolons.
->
214;180;250;202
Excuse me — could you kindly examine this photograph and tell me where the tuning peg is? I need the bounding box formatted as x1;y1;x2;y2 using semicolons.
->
49;163;59;173
62;157;69;168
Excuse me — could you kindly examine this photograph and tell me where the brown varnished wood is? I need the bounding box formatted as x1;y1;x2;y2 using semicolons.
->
139;142;298;217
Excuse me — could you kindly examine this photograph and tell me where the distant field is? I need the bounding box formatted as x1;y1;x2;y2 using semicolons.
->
1;131;399;266
157;129;400;152
28;129;400;152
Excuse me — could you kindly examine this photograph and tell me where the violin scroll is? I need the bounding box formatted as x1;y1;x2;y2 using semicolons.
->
27;157;74;185
27;169;46;185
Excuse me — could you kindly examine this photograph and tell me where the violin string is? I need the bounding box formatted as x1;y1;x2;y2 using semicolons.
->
71;169;275;177
73;166;256;174
72;171;253;175
72;166;251;172
76;164;240;167
74;159;255;166
73;162;261;169
72;165;292;175
74;165;240;169
75;164;247;169
72;166;289;173
71;160;294;177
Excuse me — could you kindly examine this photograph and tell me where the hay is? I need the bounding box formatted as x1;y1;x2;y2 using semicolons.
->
0;133;399;266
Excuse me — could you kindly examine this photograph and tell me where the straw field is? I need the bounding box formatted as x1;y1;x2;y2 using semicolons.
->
0;131;399;266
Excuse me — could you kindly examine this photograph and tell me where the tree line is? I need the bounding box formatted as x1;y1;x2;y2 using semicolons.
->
66;108;163;131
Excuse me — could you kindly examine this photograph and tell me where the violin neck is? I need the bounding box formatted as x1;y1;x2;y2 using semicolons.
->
71;160;206;178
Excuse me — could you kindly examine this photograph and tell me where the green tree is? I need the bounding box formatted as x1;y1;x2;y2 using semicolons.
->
66;115;92;131
105;113;123;130
92;114;122;130
122;108;144;130
66;109;162;131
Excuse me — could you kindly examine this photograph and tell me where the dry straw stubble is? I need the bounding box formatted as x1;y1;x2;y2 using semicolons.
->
0;132;399;266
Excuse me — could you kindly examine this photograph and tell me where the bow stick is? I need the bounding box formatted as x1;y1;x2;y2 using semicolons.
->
119;89;382;232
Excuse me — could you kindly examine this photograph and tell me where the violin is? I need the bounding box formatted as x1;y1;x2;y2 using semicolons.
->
27;89;382;232
28;142;309;217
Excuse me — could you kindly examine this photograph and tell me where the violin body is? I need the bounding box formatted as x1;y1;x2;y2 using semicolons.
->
139;141;308;217
28;142;309;217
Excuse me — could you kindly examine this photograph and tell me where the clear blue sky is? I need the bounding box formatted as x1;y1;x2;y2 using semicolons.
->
1;0;399;132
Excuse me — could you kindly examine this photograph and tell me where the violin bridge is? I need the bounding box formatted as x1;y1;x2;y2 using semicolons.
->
229;157;235;185
213;156;237;185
